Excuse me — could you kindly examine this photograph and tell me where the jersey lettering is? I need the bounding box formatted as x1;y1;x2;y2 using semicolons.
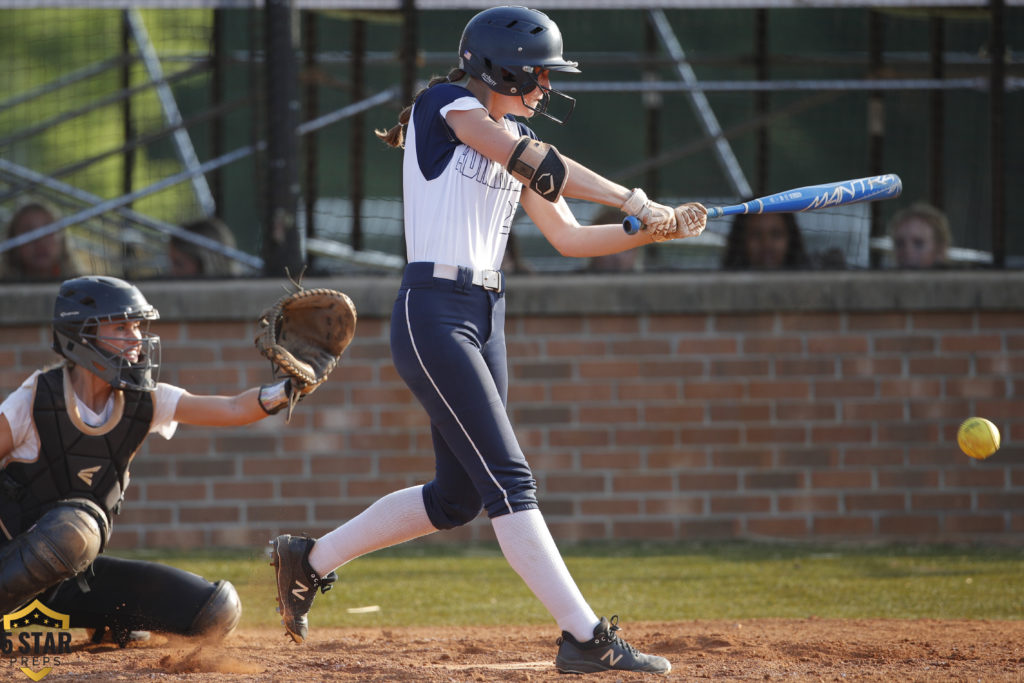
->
500;200;515;236
455;146;518;191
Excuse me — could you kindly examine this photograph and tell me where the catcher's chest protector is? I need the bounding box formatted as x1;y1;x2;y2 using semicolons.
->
0;367;152;540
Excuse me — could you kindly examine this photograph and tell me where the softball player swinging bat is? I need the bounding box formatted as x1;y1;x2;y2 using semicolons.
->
0;276;305;646
269;6;706;675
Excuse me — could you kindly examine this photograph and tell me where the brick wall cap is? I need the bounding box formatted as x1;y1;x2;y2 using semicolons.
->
2;270;1021;324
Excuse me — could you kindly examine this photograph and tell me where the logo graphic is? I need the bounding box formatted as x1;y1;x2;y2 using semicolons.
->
2;600;72;681
600;649;624;667
534;172;555;199
77;465;101;486
291;580;309;601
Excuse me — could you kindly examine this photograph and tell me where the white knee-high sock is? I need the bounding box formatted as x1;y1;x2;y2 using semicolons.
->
308;485;437;578
491;508;599;643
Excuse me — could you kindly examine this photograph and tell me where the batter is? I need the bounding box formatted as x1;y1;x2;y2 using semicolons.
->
271;5;707;674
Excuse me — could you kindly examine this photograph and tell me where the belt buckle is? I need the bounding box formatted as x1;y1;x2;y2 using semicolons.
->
481;270;502;292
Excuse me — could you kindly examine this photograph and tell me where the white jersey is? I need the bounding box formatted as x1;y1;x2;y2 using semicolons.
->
0;368;184;470
402;83;534;272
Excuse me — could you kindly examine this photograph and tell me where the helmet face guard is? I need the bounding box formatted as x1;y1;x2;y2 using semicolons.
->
515;66;576;125
458;6;580;124
56;317;162;392
52;276;162;392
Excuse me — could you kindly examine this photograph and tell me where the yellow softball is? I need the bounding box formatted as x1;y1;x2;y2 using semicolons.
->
956;417;1001;460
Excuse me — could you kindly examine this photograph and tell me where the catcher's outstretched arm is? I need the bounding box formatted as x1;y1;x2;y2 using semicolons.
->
173;387;274;426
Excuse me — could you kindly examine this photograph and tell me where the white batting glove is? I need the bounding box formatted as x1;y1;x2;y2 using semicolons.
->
620;188;676;235
675;202;707;237
649;203;708;243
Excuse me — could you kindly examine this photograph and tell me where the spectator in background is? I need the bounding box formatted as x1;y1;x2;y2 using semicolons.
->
586;207;642;272
888;202;951;269
169;217;241;277
721;211;812;270
2;202;85;281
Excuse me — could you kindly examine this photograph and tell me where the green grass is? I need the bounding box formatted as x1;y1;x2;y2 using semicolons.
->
112;542;1024;629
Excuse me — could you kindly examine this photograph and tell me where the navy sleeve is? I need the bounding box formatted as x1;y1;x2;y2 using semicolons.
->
412;84;476;181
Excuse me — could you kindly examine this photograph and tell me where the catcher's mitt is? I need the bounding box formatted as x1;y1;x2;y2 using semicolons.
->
255;283;357;421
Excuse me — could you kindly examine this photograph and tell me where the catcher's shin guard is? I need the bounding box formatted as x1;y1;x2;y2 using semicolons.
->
0;499;107;613
186;579;242;641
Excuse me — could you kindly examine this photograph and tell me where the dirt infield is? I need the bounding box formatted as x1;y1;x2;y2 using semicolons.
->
19;619;1023;681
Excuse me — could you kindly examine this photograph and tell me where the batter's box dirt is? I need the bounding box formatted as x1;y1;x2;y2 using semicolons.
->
20;619;1024;682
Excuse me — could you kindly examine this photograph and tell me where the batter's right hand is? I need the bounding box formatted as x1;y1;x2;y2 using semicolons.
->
674;202;707;238
649;203;707;243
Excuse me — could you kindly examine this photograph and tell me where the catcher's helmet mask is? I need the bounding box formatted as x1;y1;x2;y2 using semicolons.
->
52;276;161;392
458;6;580;124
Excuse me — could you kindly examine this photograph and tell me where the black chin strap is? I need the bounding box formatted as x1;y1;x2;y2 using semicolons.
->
521;75;575;125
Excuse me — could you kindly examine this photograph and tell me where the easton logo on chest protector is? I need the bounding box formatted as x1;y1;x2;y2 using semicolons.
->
76;466;102;487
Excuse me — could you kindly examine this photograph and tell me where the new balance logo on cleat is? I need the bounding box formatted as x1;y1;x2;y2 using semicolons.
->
291;580;309;601
554;615;671;675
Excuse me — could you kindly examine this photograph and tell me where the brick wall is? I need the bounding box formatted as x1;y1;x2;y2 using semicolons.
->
2;271;1022;549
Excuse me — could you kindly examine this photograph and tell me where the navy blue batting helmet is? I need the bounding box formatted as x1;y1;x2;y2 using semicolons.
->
458;6;580;123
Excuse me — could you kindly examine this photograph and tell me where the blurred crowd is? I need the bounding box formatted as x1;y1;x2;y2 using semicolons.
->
1;204;242;282
1;197;962;282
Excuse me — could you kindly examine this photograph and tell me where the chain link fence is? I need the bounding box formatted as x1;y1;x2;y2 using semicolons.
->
1;1;1020;279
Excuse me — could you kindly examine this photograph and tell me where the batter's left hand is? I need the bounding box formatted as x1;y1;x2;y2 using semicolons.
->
620;188;676;235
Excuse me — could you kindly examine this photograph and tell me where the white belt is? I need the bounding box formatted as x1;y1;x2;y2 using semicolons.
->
432;263;503;292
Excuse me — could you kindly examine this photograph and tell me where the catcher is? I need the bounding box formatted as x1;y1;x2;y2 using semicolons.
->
0;275;350;645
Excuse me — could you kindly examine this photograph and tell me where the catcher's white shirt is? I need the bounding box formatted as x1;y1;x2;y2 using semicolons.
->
0;369;184;470
402;83;534;272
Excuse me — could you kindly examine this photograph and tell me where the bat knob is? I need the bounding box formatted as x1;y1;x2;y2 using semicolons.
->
622;216;641;235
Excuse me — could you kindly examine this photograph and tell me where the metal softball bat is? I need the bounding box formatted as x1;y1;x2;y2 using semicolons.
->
622;173;903;234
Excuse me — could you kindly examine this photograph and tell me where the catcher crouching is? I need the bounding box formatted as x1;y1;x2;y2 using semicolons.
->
0;275;352;646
